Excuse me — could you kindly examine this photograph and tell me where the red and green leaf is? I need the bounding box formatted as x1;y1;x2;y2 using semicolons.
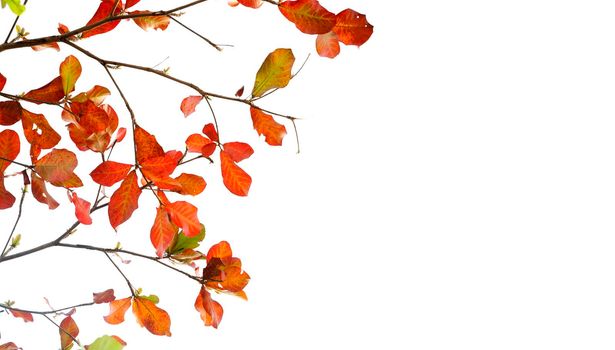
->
250;107;286;146
251;48;295;97
108;170;141;230
59;55;82;96
21;109;61;150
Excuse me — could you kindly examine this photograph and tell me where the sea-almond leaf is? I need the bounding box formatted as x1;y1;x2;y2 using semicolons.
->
150;206;178;258
165;201;201;237
69;191;92;225
278;0;336;35
90;161;132;187
250;107;287;146
223;142;253;163
23;76;64;104
316;31;340;58
332;9;373;46
237;0;262;8
134;125;164;164
180;95;203;117
103;298;131;325
0;101;23;126
108;170;141;230
59;55;82;96
0;129;20;173
9;309;33;322
34;149;83;188
131;11;170;31
81;0;122;39
220;150;251;196
0;177;15;209
93;289;116;304
31;172;59;209
194;287;223;328
21;109;61;150
59;315;79;350
251;48;295;98
132;297;171;336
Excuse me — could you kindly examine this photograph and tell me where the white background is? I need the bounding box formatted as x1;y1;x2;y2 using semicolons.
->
2;1;615;349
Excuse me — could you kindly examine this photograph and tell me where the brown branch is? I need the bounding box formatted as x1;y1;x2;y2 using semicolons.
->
0;301;96;316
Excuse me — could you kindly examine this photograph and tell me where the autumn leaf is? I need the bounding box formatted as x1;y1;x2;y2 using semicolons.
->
0;73;6;91
90;161;132;187
31;42;61;51
252;48;295;97
165;201;201;237
174;173;206;195
180;95;203;117
202;123;219;142
332;9;373;47
250;107;287;146
125;0;140;8
31;172;60;209
316;31;340;58
9;309;33;322
71;85;110;106
278;0;336;35
103;297;131;325
237;0;262;8
24;76;64;104
69;191;92;225
108;170;141;230
185;134;216;157
0;178;14;209
87;335;126;350
206;240;233;261
21;109;61;150
59;315;79;350
58;23;69;34
167;224;205;255
223;142;253;162
150;206;178;258
132;297;171;336
131;11;170;31
140;151;182;182
81;0;123;39
220;150;251;196
0;101;22;126
34;149;83;188
93;289;116;304
0;342;19;350
134;125;164;164
0;129;20;173
194;287;223;328
60;55;82;96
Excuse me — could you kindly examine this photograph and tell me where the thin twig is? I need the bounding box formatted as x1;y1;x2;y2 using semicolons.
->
169;16;221;51
104;251;136;297
0;156;33;169
3;0;29;44
0;301;96;316
42;314;81;347
1;187;27;257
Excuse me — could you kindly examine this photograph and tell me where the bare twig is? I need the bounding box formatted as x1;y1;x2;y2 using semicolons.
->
169;16;222;51
104;251;136;297
1;187;27;257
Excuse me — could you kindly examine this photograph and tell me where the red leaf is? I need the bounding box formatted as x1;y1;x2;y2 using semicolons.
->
31;172;59;209
59;55;82;95
24;76;64;104
180;96;203;117
59;315;79;350
165;201;201;237
0;73;5;91
104;297;131;324
279;0;336;34
223;142;253;163
58;23;70;34
131;11;171;31
202;123;219;142
115;127;127;143
90;161;132;187
185;134;215;157
0;101;22;126
234;86;245;97
126;0;140;8
150;206;178;258
140;151;182;182
0;129;20;173
332;9;374;47
220;150;251;196
0;342;19;350
206;240;233;261
71;85;111;106
194;287;223;328
174;173;206;195
316;31;340;58
9;310;33;322
31;42;61;52
34;149;83;188
134;126;164;164
81;0;123;39
0;178;15;210
108;170;141;230
93;289;116;304
250;107;287;146
132;297;172;336
21;109;61;150
237;0;262;8
69;191;92;225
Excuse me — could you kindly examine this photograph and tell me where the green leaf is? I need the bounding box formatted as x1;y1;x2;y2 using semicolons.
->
1;0;26;15
167;224;206;255
140;294;159;304
251;48;295;97
87;335;125;350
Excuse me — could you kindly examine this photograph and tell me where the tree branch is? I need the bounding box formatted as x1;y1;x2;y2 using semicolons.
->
168;16;222;51
0;301;96;316
103;251;136;297
1;186;27;257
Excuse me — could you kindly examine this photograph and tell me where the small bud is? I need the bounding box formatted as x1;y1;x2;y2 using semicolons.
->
11;234;21;248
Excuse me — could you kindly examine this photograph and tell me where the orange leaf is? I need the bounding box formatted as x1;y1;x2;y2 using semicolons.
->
31;42;61;51
180;95;203;117
251;48;295;97
237;0;262;8
165;201;201;237
58;23;70;34
134;126;164;164
93;289;116;304
185;134;215;157
279;0;336;34
59;55;82;95
9;309;33;322
0;178;15;209
250;107;287;146
69;191;92;225
81;0;123;39
0;101;23;126
150;206;178;258
332;9;373;47
210;265;250;293
34;149;83;188
21;109;61;150
24;76;64;104
174;173;206;195
220;150;251;196
59;315;79;350
108;170;141;230
0;129;20;173
206;240;233;261
90;161;132;187
194;287;223;328
131;11;170;31
132;297;172;336
0;342;19;350
140;151;182;182
126;0;140;8
104;297;131;324
316;31;340;58
71;85;111;106
202;123;219;142
223;142;253;162
31;172;59;209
